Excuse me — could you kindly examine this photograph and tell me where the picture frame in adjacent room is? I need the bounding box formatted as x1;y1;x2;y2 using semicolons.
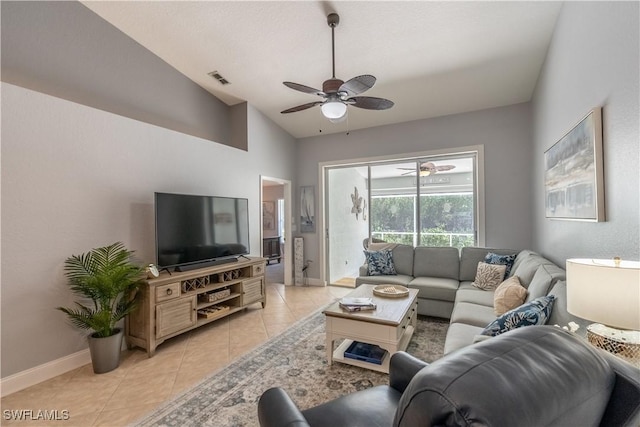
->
300;186;316;233
544;107;605;221
262;201;275;230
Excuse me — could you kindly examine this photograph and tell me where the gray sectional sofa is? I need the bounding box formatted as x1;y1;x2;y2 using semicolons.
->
356;245;589;354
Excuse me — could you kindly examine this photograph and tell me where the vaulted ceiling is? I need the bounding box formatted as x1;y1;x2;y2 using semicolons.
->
82;1;562;139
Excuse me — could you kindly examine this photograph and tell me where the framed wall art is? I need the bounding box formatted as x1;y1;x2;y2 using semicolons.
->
262;201;275;230
300;186;316;233
544;107;605;221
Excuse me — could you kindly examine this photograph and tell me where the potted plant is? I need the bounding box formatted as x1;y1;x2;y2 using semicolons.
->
58;242;144;373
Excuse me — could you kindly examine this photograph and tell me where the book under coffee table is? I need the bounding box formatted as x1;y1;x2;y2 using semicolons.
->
323;284;418;373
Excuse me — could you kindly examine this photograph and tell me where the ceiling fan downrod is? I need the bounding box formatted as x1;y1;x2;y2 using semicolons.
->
328;13;339;79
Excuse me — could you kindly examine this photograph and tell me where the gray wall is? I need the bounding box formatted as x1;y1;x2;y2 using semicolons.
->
296;103;533;279
1;1;241;149
531;2;640;264
1;83;296;378
0;0;298;378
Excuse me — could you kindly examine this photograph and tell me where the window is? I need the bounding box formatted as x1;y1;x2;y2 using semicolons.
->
369;155;477;249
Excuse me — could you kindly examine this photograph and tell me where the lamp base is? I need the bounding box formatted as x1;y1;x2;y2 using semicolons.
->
587;324;640;366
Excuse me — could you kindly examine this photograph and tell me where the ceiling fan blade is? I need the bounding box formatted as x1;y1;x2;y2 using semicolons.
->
435;165;456;171
281;101;323;114
348;96;394;110
283;82;325;97
339;75;376;96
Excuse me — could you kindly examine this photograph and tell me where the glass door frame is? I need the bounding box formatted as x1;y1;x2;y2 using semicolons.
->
318;145;485;286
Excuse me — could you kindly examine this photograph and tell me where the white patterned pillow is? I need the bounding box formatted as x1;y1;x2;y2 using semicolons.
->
364;249;397;276
472;262;507;291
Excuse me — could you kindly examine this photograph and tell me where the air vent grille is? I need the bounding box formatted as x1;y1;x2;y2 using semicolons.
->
208;70;230;85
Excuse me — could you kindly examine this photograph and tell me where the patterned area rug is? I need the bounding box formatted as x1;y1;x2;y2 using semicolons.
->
134;309;448;427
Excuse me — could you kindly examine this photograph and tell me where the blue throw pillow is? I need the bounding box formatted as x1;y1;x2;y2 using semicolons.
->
364;249;397;276
481;295;556;337
484;252;517;278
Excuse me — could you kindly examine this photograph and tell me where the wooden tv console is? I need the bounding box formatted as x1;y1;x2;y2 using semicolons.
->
125;257;267;357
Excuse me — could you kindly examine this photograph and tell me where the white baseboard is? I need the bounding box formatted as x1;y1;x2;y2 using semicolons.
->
1;349;91;397
306;278;325;286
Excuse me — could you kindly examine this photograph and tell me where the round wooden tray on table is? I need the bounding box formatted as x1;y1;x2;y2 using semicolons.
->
373;284;409;298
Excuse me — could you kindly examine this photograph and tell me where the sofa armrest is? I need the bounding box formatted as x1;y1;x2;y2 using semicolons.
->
258;387;311;427
359;264;369;276
389;351;429;393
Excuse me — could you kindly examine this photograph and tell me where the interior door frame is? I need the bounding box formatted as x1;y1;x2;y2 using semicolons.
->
260;175;293;286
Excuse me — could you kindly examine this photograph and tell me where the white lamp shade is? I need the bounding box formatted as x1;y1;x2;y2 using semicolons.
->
566;258;640;330
321;101;347;119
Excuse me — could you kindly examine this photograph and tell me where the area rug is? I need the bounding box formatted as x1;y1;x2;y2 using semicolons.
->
133;309;448;427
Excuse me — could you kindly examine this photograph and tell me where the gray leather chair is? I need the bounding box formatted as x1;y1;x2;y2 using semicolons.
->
258;325;640;427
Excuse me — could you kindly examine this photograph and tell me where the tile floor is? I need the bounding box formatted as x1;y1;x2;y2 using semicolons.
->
0;283;351;426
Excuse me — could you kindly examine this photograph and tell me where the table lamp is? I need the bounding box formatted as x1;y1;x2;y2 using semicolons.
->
566;258;640;366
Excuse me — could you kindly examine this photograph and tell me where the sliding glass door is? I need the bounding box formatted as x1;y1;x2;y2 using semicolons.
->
324;151;480;285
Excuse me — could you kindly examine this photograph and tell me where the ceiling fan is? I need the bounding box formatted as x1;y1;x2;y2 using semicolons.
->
398;162;456;176
281;13;394;122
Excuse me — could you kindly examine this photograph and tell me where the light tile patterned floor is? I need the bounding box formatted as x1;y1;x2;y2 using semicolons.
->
0;283;351;426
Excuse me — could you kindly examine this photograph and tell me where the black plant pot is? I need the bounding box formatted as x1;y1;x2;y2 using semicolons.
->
87;328;123;374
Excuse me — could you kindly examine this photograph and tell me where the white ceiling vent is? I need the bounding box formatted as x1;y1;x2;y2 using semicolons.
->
208;70;230;85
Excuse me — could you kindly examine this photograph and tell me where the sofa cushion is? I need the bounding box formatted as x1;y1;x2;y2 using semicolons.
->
481;295;556;336
493;275;527;315
444;322;484;354
391;244;415;276
364;249;397;276
459;247;518;282
472;262;506;290
484;252;517;278
525;263;566;302
450;301;497;328
455;282;495;307
408;277;459;302
413;247;459;280
510;251;556;286
355;274;413;287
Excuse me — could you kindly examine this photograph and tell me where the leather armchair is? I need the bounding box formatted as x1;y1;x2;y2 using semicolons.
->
258;326;640;427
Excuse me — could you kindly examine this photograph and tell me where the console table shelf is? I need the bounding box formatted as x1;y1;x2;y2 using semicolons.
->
126;257;267;357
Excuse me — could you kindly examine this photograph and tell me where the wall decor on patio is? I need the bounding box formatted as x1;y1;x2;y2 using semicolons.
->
262;201;275;230
544;107;605;222
300;186;316;233
351;186;363;220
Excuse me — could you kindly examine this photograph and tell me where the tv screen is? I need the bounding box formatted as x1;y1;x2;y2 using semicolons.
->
155;192;250;270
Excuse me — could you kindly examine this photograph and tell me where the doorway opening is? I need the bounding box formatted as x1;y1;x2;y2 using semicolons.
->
261;176;293;286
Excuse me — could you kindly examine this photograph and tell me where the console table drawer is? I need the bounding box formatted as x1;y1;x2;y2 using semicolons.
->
252;263;266;277
243;278;263;305
397;302;417;340
156;282;181;303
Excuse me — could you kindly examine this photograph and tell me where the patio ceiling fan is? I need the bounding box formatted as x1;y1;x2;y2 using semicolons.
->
398;162;456;176
280;13;394;122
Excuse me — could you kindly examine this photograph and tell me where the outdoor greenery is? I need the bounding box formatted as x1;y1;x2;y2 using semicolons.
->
57;242;144;338
370;194;474;248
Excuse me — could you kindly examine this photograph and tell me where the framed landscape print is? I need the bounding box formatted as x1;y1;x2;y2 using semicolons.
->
300;186;315;233
544;107;604;221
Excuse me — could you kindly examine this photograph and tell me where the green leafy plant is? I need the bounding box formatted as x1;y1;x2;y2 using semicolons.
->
58;242;144;338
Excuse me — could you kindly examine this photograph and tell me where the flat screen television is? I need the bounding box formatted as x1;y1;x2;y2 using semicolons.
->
155;192;250;271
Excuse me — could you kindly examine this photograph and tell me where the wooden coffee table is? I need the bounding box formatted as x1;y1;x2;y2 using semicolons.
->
323;284;418;373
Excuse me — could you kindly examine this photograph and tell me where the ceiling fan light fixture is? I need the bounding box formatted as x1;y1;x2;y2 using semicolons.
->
321;101;347;120
419;170;431;177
